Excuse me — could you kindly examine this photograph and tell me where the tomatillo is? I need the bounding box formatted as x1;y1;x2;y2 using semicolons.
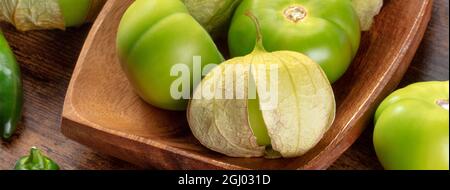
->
59;0;96;27
374;81;449;170
0;0;105;31
228;0;360;83
117;0;224;110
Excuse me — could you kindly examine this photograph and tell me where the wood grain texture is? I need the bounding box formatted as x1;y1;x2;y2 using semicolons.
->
0;17;138;170
0;0;448;170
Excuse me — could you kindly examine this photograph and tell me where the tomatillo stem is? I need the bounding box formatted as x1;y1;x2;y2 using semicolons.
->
245;11;266;52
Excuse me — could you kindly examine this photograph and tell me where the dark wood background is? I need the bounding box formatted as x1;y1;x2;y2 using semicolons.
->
0;1;448;170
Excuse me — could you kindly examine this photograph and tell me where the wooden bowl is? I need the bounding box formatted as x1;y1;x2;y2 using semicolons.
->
61;0;433;169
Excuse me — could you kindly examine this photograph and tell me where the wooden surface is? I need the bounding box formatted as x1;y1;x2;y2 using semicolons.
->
61;0;432;170
0;0;448;170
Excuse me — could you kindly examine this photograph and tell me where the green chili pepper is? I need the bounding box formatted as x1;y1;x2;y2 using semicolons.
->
0;31;22;140
14;147;60;170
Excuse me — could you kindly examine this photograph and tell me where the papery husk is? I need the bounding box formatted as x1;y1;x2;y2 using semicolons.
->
182;0;242;37
258;51;335;157
0;0;105;31
0;0;65;31
188;49;335;158
189;56;265;157
352;0;384;31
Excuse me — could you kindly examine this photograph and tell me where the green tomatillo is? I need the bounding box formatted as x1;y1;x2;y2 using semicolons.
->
188;12;335;158
228;0;361;83
59;0;104;27
0;0;105;31
374;81;449;170
117;0;224;111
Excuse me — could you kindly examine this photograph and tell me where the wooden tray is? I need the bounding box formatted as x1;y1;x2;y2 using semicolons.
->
61;0;433;169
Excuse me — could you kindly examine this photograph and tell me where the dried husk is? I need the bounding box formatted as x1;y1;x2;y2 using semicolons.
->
0;0;65;31
352;0;384;31
189;56;265;157
259;51;335;157
188;48;336;158
182;0;242;37
0;0;105;31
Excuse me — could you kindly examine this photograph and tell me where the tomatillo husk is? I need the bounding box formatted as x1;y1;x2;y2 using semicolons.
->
0;0;105;31
182;0;242;37
187;13;335;158
352;0;383;31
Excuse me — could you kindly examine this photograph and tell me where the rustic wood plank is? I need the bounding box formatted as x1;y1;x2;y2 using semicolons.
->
0;23;138;170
